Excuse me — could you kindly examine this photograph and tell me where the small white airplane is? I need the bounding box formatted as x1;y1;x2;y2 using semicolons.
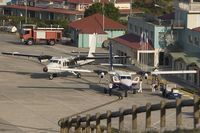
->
94;42;198;97
2;44;96;79
2;45;129;80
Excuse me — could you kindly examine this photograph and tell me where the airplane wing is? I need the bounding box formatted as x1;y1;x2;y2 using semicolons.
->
49;67;92;73
1;52;53;62
72;55;130;62
151;70;197;75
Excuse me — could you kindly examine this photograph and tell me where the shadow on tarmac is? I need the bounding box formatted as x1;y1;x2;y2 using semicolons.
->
0;122;58;133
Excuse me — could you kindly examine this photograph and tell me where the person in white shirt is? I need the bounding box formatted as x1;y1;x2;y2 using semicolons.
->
138;78;143;93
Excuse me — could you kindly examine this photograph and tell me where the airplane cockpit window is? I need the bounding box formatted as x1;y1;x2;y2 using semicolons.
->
126;76;131;79
50;60;59;63
121;76;126;79
63;61;67;66
120;76;131;79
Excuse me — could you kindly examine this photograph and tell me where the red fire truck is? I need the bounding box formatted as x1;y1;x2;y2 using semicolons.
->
20;24;63;45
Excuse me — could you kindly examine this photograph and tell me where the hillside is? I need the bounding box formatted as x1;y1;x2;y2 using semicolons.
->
132;0;174;16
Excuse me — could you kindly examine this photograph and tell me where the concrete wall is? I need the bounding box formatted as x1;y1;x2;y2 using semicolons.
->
114;3;130;9
0;0;9;5
179;28;200;53
187;13;200;29
78;33;107;48
128;16;171;49
112;40;137;64
105;30;126;39
70;28;125;48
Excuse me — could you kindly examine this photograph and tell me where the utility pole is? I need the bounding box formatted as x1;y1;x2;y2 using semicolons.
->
25;0;27;23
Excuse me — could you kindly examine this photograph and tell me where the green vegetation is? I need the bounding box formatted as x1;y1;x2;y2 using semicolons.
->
84;2;120;21
132;0;174;16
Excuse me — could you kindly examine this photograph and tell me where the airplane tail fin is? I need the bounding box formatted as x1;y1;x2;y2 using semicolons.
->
88;33;96;57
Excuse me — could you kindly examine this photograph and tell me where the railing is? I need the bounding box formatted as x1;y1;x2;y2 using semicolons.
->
58;95;200;133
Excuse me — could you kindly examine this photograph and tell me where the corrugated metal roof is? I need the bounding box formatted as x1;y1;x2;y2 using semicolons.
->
170;52;200;68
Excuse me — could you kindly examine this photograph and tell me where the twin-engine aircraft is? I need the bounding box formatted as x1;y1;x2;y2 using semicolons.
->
94;42;197;97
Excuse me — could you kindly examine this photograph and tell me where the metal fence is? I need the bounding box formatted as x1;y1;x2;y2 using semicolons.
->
58;95;200;133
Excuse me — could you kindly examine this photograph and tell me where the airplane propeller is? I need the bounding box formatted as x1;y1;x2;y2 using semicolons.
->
37;55;53;62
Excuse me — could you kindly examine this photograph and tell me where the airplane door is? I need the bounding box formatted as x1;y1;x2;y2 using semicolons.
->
58;61;62;68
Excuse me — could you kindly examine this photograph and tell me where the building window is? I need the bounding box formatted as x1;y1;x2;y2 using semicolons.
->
129;23;133;31
151;31;154;39
194;37;199;46
135;26;138;33
188;35;193;43
140;27;142;34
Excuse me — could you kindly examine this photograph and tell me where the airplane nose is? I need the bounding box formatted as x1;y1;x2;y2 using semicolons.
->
43;66;48;72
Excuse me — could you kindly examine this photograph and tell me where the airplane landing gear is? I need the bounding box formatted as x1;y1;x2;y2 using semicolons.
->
76;73;81;78
49;74;54;80
108;88;112;96
124;90;128;97
49;74;57;80
104;88;107;94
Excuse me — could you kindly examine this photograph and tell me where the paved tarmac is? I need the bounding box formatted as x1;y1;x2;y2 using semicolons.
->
0;33;196;132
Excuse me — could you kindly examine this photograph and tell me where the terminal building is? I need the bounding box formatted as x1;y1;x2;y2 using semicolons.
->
167;0;200;87
111;0;200;88
111;13;173;68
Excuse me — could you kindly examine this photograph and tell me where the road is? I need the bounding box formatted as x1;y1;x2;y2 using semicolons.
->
0;33;195;132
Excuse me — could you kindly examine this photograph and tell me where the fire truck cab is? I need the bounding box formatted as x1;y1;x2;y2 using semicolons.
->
20;24;63;45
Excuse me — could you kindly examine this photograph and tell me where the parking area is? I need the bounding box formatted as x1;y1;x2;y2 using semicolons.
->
0;33;195;132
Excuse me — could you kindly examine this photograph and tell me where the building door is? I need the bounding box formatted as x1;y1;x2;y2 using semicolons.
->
159;52;164;66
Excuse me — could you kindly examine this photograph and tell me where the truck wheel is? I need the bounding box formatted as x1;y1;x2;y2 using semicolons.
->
109;89;112;96
27;39;34;45
49;40;55;46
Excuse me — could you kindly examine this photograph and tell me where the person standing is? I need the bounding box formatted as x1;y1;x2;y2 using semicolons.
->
138;78;143;93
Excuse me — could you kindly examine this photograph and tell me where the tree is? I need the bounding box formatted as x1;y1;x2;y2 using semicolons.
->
84;2;120;21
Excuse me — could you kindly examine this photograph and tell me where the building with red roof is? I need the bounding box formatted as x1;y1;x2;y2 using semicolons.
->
2;0;142;22
69;13;126;47
111;33;155;65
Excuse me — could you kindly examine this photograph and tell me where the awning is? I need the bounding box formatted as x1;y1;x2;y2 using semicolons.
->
170;52;200;68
